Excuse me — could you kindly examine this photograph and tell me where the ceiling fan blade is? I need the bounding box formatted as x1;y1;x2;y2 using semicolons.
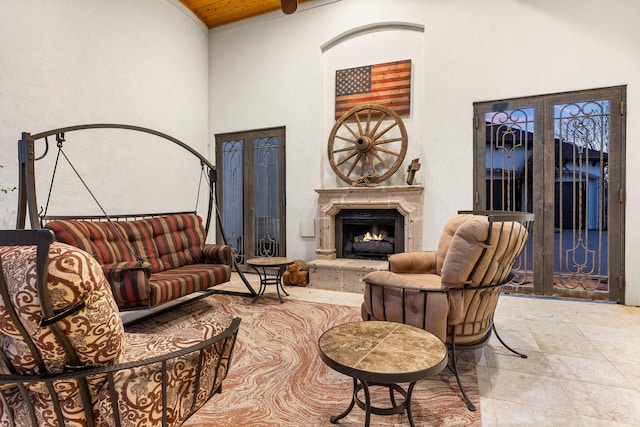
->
281;0;298;14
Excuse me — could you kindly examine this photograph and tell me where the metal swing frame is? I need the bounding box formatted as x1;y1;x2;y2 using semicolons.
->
15;123;257;301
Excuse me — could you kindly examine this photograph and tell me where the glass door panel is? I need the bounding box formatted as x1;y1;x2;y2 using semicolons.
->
474;87;625;302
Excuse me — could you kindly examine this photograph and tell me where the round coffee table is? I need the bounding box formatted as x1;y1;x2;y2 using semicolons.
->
318;321;447;426
246;256;294;303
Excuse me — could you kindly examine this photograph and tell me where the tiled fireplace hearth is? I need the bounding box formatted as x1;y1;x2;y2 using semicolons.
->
308;185;424;293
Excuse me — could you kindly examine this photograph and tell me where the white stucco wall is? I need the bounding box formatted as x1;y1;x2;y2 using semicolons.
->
208;0;640;305
0;0;209;226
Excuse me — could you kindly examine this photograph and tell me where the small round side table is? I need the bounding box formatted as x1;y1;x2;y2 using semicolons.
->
318;321;447;426
246;256;294;303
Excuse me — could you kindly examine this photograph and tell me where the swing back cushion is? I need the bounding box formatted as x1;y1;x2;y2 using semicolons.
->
45;213;233;309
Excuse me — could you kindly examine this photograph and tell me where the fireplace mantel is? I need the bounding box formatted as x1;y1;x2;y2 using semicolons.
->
314;185;424;260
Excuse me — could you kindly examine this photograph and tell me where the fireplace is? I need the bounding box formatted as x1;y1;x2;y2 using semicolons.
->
335;209;404;260
308;185;423;293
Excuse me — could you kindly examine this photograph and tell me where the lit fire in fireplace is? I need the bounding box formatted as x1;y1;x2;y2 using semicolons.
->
356;226;391;243
362;229;386;241
352;225;394;256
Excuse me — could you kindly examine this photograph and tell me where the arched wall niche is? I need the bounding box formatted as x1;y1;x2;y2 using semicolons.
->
321;21;425;53
320;21;426;188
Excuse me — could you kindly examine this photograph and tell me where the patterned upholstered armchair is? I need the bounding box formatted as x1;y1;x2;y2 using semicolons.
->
0;229;240;427
362;211;533;411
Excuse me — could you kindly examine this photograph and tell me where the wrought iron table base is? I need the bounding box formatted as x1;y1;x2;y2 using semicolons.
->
331;378;418;427
249;265;290;303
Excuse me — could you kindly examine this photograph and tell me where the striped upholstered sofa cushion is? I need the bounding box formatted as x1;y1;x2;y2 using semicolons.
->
45;214;233;309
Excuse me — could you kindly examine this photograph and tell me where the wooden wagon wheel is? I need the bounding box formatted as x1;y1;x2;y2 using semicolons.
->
328;104;408;185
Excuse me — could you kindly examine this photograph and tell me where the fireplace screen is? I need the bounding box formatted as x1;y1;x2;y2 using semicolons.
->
335;209;404;260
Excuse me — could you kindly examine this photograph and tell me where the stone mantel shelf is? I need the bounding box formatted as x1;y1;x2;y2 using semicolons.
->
315;185;423;197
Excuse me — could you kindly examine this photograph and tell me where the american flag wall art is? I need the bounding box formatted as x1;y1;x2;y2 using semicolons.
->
334;59;411;120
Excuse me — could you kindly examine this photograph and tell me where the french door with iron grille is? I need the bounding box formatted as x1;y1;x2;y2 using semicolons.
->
473;86;625;303
215;127;286;268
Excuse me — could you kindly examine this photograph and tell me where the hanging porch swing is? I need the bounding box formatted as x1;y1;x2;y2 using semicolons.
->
15;124;256;311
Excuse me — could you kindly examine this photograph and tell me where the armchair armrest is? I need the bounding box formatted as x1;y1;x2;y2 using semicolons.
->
0;317;241;427
202;244;233;267
388;251;438;274
102;261;151;308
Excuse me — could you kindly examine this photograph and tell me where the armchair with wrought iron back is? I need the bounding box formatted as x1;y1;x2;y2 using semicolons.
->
0;229;240;427
361;211;534;411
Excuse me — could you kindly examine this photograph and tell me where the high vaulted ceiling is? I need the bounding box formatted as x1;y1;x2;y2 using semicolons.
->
179;0;314;29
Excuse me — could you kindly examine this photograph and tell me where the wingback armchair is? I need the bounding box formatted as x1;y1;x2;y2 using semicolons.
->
0;229;240;427
361;211;533;411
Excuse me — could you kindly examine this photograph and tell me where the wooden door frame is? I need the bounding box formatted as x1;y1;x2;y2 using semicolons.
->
215;126;287;267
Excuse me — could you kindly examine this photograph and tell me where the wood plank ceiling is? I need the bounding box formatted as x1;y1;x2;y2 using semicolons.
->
179;0;313;29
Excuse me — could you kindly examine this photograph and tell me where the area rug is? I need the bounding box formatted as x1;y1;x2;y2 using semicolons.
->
126;294;480;426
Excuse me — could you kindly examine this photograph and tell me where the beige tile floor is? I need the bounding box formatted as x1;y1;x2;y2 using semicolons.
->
216;273;640;426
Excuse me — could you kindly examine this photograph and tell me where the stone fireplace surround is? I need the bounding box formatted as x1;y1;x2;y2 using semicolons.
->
308;185;424;293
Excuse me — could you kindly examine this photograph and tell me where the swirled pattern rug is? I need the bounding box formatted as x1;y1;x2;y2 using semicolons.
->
129;294;480;426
